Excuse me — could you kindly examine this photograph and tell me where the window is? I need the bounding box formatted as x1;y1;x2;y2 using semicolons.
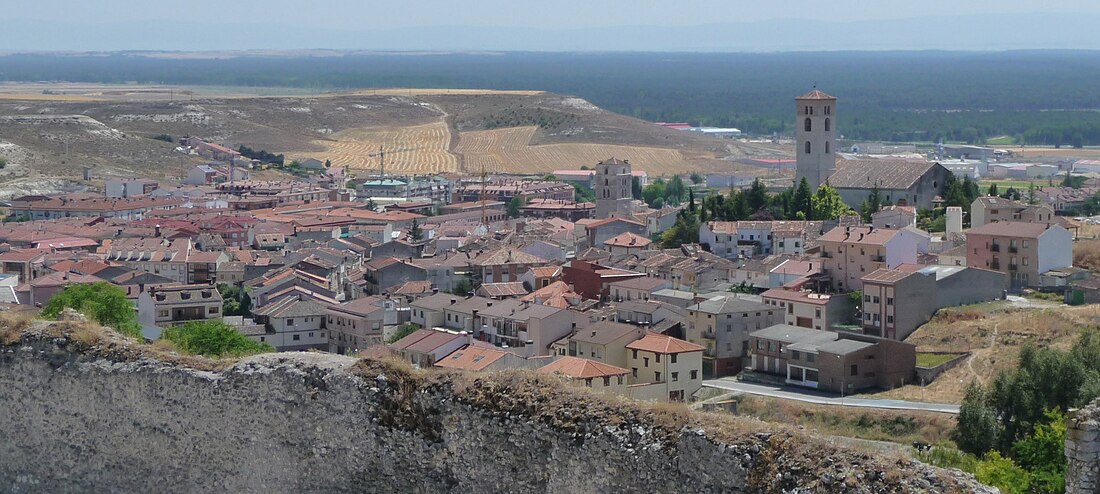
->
286;318;295;326
1023;240;1030;248
632;368;638;378
671;354;678;364
806;353;815;363
805;141;811;154
850;364;858;376
603;376;610;386
825;105;831;115
617;376;624;385
1023;257;1029;266
873;296;880;304
209;306;219;314
804;117;812;132
824;118;830;131
887;315;894;324
655;371;661;381
757;340;764;350
792;350;801;360
584;378;592;387
864;295;871;302
308;332;315;337
644;357;650;367
259;336;265;342
293;334;300;341
887;297;894;306
632;349;638;359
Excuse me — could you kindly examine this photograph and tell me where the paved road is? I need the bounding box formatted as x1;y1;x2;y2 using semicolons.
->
703;379;960;414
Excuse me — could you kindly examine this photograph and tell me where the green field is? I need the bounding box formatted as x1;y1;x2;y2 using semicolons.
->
985;136;1017;146
916;352;960;368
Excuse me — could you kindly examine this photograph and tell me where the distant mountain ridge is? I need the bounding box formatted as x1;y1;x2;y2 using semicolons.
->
3;13;1099;52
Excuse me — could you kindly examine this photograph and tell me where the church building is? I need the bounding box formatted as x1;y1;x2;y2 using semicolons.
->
594;158;634;219
794;89;950;210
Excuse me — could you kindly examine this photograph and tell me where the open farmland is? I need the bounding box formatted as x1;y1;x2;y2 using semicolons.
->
299;121;457;174
455;125;704;174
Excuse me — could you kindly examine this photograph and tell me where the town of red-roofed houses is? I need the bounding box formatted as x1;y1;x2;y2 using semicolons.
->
0;89;1084;407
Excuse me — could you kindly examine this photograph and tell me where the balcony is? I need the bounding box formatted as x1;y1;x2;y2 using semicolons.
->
870;255;885;262
1008;264;1018;271
1008;246;1018;253
991;262;1001;270
820;251;832;258
990;244;1001;252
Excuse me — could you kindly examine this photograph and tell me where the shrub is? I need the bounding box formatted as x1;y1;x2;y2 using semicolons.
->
42;282;141;338
162;320;272;357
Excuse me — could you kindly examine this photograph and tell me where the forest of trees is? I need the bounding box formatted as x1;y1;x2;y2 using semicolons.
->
5;51;1100;145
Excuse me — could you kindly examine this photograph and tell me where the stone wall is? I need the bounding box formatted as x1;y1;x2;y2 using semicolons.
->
1066;399;1100;494
0;321;994;493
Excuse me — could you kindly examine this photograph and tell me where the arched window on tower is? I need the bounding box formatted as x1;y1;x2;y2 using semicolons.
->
804;106;810;115
805;141;811;154
804;118;812;132
825;141;830;154
824;118;830;132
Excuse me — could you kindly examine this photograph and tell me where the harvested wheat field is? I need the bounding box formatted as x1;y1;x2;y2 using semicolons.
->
455;125;696;174
302;122;458;173
860;301;1097;404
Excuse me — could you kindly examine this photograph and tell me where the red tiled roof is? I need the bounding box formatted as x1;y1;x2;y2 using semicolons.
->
797;89;836;100
626;333;704;354
537;356;629;379
436;345;510;371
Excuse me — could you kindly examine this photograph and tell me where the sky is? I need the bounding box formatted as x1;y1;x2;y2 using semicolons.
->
2;1;1098;51
4;0;1095;28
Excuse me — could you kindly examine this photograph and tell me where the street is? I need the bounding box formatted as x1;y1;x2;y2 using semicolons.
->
702;379;961;414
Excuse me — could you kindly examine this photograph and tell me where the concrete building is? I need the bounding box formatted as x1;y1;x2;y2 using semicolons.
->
105;178;159;198
553;320;646;367
748;324;916;394
390;328;470;369
970;196;1057;228
251;296;329;351
965;221;1073;289
761;286;850;331
594;158;633;219
686;295;779;377
626;333;705;402
860;265;1006;340
794;89;837;190
325;297;386;354
137;284;223;328
871;206;916;229
818;225;923;291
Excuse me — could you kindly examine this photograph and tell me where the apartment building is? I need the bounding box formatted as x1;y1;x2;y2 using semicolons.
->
965;221;1072;289
137;284;223;328
686;295;778;377
748;324;915;394
970;196;1056;227
626;333;704;402
818;225;922;291
860;265;1005;340
761;286;850;331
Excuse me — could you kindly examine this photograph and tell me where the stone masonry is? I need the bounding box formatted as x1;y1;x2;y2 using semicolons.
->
1067;398;1100;494
0;321;995;493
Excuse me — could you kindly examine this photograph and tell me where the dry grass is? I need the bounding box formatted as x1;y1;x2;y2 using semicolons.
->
347;88;545;97
0;93;104;102
1074;239;1100;271
734;395;956;446
864;303;1096;403
299;122;458;173
454;125;699;174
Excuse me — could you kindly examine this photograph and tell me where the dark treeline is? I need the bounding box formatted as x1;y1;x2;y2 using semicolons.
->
5;51;1100;144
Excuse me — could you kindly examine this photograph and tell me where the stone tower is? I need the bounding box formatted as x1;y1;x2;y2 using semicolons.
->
594;158;633;219
795;89;837;190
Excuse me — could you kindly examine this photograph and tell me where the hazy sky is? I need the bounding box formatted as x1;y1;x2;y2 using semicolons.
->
4;0;1096;28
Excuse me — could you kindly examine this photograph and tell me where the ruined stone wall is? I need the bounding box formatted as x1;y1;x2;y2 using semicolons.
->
1066;399;1100;494
0;323;993;493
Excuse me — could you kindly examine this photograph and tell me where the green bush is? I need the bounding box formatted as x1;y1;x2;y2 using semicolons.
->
162;320;272;357
42;282;142;338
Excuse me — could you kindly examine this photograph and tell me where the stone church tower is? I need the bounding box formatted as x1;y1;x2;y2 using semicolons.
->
594;158;633;219
794;89;837;190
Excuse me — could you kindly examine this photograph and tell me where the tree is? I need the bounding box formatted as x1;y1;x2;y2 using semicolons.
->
42;282;142;338
542;174;557;181
954;382;1001;455
387;323;420;344
162;320;272;357
688;188;696;213
667;176;686;205
507;197;523;218
810;184;852;220
452;277;473;296
408;218;424;242
366;197;377;211
746;178;768;213
217;283;251;317
631;176;643;200
975;452;1032;494
324;159;332;168
1012;409;1067;494
642;179;667;208
988;183;999;197
1026;183;1039;205
859;185;883;223
791;177;813;220
573;183;596;203
689;172;703;185
661;209;700;248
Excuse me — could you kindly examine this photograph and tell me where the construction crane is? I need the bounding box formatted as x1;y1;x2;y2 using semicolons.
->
366;146;422;179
